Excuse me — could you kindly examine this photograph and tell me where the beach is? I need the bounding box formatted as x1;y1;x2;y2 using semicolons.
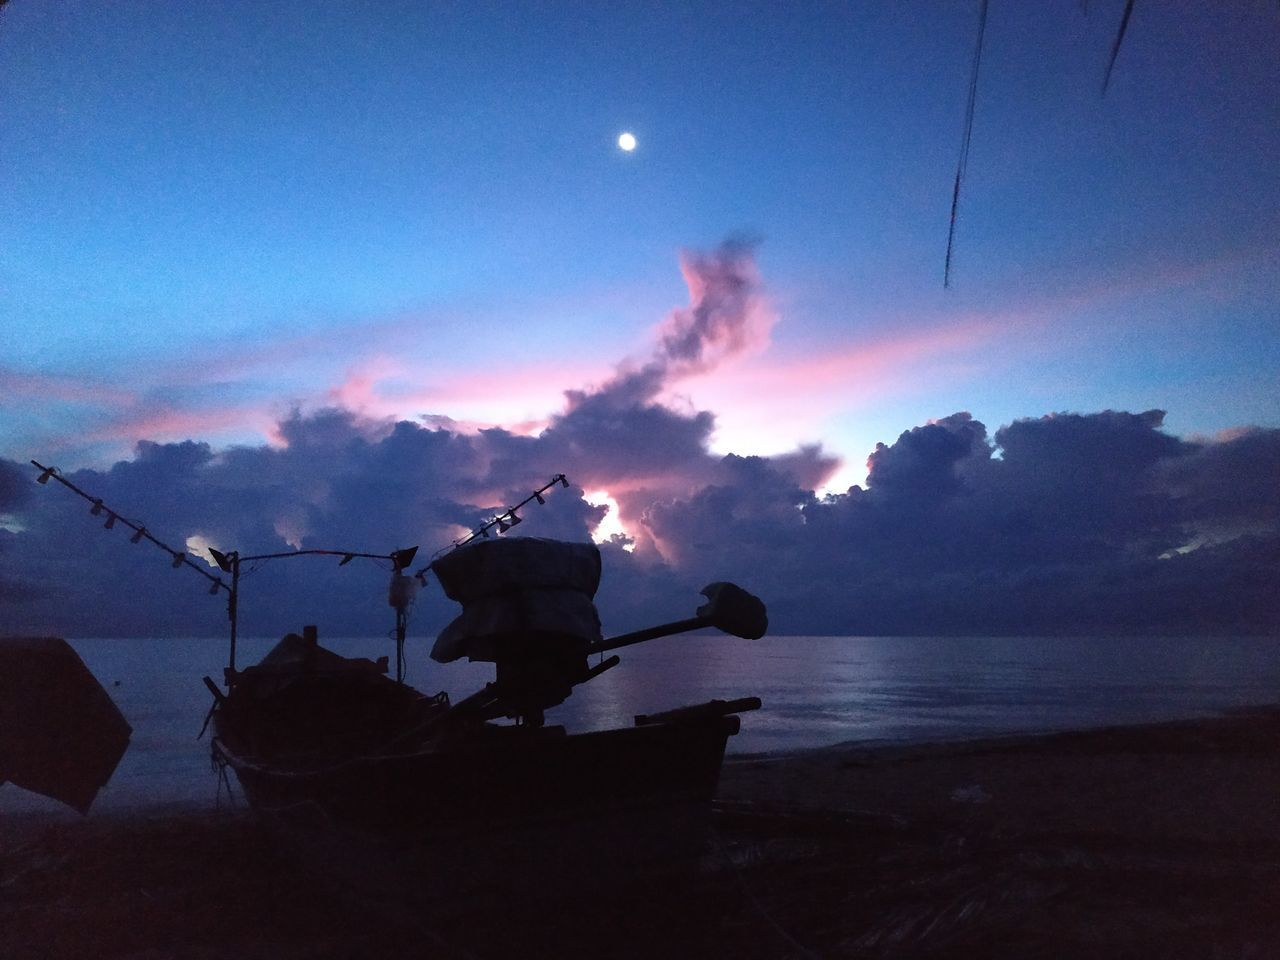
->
4;708;1278;959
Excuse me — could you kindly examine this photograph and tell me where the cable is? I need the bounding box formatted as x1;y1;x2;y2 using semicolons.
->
944;0;990;290
1102;0;1136;96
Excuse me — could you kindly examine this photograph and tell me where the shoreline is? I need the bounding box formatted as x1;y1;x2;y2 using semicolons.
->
5;708;1280;957
728;698;1280;759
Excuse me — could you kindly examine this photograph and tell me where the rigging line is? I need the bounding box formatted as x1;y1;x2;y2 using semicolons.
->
1101;0;1136;96
943;0;990;290
29;459;227;591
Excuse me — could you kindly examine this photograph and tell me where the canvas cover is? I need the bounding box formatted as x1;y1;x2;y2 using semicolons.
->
429;538;603;663
245;631;389;677
0;637;132;814
232;630;390;702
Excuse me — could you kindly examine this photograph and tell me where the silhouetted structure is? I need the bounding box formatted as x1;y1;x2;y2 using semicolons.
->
0;637;132;813
208;537;765;898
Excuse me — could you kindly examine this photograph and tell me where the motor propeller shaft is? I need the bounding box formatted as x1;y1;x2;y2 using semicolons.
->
586;581;767;656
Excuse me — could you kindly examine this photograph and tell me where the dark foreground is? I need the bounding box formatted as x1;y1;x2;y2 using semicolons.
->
4;709;1279;959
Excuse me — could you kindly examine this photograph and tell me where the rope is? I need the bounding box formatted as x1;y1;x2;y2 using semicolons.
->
211;752;239;810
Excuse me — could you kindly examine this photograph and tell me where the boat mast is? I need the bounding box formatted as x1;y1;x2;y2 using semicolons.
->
29;459;416;683
209;545;419;680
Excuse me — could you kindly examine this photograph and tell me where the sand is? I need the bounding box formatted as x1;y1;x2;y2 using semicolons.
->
4;709;1279;959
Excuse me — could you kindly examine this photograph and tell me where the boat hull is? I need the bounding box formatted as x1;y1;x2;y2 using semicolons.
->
213;713;740;898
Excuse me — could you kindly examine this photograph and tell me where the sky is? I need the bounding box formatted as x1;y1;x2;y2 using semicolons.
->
1;1;1278;639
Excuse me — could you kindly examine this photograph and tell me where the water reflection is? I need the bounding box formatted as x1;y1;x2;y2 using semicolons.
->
551;635;1280;752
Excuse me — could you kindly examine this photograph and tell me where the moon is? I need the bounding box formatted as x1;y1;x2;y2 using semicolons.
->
617;131;637;152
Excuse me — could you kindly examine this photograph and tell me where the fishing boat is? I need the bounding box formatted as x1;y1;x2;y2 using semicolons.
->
207;536;765;895
26;462;766;894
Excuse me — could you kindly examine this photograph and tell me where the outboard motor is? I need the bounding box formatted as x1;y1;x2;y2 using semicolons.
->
430;538;604;726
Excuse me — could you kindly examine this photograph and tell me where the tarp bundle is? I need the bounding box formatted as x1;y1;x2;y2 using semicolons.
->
232;628;391;700
430;538;603;663
0;637;132;814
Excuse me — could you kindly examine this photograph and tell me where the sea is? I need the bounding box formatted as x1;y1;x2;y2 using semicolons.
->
4;634;1279;815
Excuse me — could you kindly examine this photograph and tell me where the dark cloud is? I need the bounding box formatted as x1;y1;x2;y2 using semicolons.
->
3;403;1277;639
0;416;602;639
0;458;32;514
541;239;781;554
656;238;768;374
1159;426;1280;536
1;247;1274;639
865;412;990;503
618;408;1278;636
561;238;770;421
550;390;717;485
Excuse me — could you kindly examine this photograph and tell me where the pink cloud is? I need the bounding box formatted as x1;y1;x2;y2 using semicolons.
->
737;318;1001;394
84;404;284;450
656;243;777;378
670;314;1005;452
0;368;137;406
154;313;435;387
1065;243;1280;310
322;354;612;426
325;356;409;412
678;245;1246;447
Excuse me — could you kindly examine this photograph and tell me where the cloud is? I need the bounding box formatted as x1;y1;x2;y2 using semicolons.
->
3;403;1277;638
865;412;991;502
324;355;610;432
657;239;776;376
616;408;1278;636
1162;426;1280;525
1;244;1275;639
0;368;137;407
86;403;283;450
564;238;774;412
0;460;32;516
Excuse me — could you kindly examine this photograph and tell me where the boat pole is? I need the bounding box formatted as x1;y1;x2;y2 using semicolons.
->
388;551;419;684
227;552;240;678
586;581;768;655
587;617;707;655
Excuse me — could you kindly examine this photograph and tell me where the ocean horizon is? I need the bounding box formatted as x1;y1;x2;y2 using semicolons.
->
5;633;1279;815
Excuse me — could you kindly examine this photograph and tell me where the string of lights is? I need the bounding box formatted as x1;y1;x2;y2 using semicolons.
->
31;459;229;596
30;458;419;675
30;460;570;678
414;473;571;585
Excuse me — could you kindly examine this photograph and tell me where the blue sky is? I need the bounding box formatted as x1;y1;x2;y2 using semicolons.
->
4;2;1277;484
2;2;1279;638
